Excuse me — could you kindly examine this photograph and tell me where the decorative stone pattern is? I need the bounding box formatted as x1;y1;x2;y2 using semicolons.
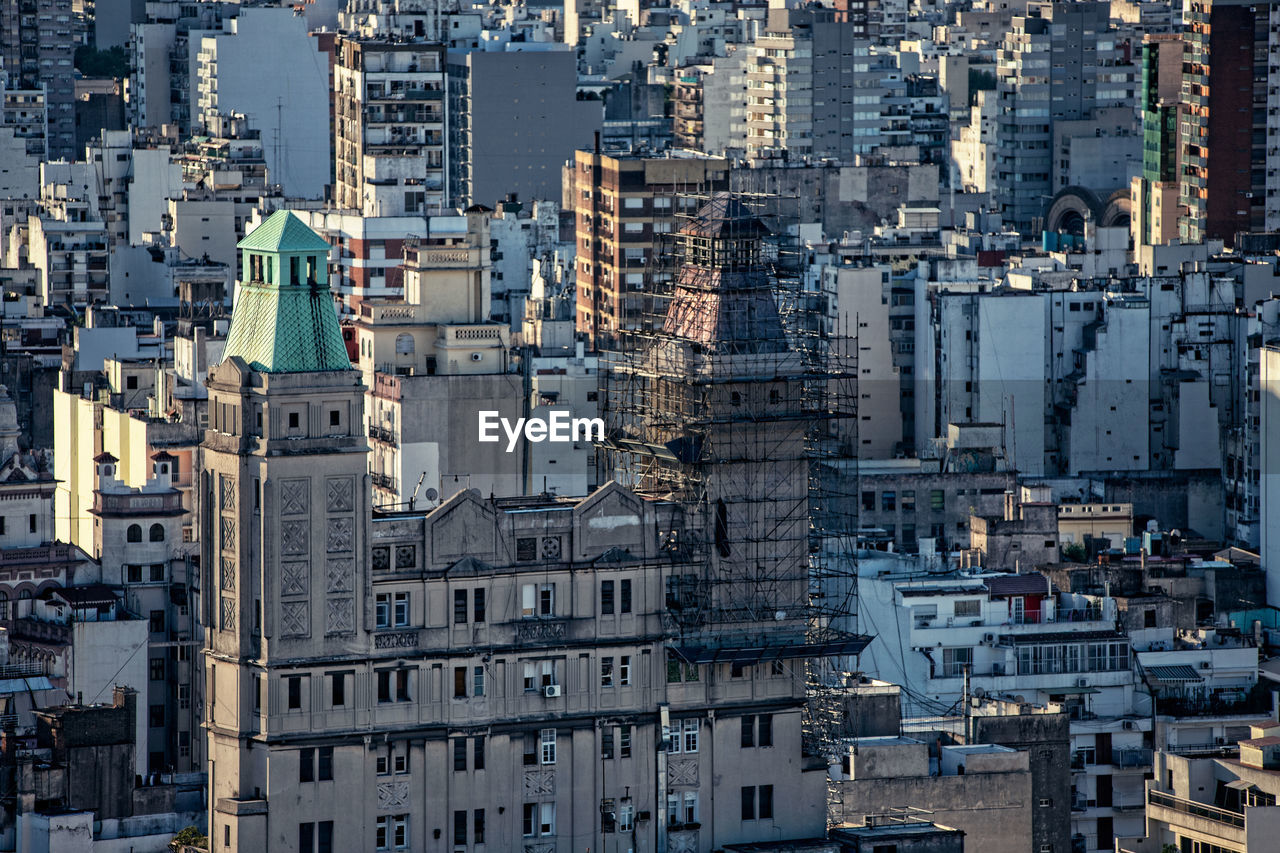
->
220;558;236;591
280;478;309;516
325;558;353;593
220;475;236;511
220;596;236;631
668;830;699;853
220;518;236;551
326;477;353;513
325;597;353;635
281;562;309;597
281;521;308;556
541;536;561;560
668;758;699;786
377;781;409;811
523;844;555;853
280;601;308;637
395;545;416;569
371;546;390;572
326;517;353;553
523;769;555;797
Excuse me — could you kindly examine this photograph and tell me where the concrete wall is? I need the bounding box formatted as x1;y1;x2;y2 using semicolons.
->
71;620;150;774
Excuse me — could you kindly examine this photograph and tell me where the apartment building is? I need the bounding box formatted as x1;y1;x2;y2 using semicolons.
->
335;36;448;215
1126;722;1280;853
0;0;74;160
446;48;600;209
195;6;330;199
1179;0;1280;245
569;150;727;347
1131;34;1184;248
202;209;836;852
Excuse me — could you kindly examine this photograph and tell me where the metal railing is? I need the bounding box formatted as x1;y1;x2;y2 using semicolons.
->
1148;790;1245;828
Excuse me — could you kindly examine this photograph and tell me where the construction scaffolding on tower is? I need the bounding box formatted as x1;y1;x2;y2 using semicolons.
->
596;179;869;820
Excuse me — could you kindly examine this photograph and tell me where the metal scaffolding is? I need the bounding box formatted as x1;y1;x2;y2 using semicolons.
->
597;185;868;805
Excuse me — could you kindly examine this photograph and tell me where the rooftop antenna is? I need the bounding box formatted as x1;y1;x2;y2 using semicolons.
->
408;470;427;510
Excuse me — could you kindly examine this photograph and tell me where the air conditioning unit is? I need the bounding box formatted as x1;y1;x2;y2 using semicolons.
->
470;352;483;362
1122;720;1137;731
544;684;561;698
1076;678;1089;688
1216;736;1228;746
984;633;996;644
1200;661;1211;669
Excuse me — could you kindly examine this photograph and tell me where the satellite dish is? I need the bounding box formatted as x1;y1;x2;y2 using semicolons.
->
424;488;439;502
973;687;986;698
775;610;786;621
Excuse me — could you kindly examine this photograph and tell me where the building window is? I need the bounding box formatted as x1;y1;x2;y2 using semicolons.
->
149;523;165;542
621;579;632;613
127;564;142;583
473;665;485;697
742;715;755;748
375;594;391;629
393;593;409;627
454;810;467;846
473;736;485;771
602;727;615;760
683;719;700;753
454;589;468;624
540;728;557;765
601;656;614;688
473;809;485;844
954;599;981;618
741;786;755;820
396;669;410;702
620;655;631;686
601;580;615;615
454;667;466;699
453;737;467;771
317;746;332;781
942;647;973;677
378;670;393;703
149;610;165;633
620;725;632;758
287;676;302;710
376;815;408;850
300;748;314;783
149;563;165;582
330;673;346;707
317;823;333;853
473;588;486;622
127;524;142;542
522;583;555;617
882;491;896;511
150;658;165;681
619;803;634;832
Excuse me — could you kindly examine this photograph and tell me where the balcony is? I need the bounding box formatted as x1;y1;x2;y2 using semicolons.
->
1148;789;1244;831
516;617;569;646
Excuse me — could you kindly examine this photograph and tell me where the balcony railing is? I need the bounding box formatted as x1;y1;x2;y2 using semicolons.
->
516;617;569;645
1148;790;1244;828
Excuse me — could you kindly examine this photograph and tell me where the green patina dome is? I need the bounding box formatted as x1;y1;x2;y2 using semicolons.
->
220;210;352;374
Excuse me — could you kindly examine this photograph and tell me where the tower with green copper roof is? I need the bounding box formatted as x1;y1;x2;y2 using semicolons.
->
221;210;352;374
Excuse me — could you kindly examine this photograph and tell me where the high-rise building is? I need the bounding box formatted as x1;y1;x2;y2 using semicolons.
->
446;49;600;209
195;7;331;199
569;150;728;348
1179;0;1280;245
1132;33;1184;247
746;9;898;163
334;36;447;215
992;1;1116;234
0;0;75;160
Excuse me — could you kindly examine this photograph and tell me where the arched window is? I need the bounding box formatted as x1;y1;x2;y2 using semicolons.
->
149;523;165;542
127;524;142;543
395;334;415;355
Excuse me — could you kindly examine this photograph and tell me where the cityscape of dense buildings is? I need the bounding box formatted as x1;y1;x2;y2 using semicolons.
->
3;0;1280;852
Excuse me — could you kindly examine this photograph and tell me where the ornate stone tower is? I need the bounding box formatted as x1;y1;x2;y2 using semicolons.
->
201;211;368;851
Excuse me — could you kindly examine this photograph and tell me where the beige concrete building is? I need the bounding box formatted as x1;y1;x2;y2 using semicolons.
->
202;208;844;853
831;737;1035;853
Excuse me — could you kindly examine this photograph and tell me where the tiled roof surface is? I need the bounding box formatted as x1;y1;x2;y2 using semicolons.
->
236;210;332;253
221;213;352;374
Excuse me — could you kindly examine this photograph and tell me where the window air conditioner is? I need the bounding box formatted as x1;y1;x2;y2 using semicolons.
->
544;684;562;698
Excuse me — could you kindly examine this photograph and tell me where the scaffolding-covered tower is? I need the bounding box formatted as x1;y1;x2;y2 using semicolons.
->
600;192;867;775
